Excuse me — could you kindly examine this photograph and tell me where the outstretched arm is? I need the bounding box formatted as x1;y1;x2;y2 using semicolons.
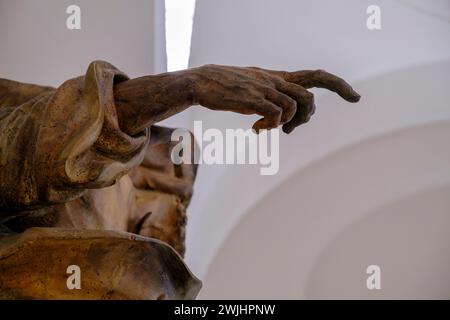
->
0;61;359;212
114;65;360;136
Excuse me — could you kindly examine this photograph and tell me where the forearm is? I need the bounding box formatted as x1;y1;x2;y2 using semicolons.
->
114;70;196;136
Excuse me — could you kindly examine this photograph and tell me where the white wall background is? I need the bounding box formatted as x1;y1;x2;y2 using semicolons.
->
185;0;450;299
1;0;450;299
0;0;166;84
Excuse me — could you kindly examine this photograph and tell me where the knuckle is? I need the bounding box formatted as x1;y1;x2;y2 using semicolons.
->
261;73;275;85
262;86;274;97
301;111;311;123
304;91;314;103
284;108;296;122
288;98;297;110
314;69;327;76
266;105;282;117
285;98;297;113
279;93;295;107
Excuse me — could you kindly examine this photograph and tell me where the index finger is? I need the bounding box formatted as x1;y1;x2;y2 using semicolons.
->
286;69;361;102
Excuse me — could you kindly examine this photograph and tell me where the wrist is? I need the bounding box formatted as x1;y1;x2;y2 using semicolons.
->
181;67;203;105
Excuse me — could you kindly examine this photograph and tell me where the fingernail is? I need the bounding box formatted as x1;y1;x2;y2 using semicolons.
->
351;90;361;102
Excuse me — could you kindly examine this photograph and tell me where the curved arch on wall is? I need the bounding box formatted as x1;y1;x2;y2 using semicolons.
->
186;60;450;280
199;120;450;298
304;183;450;299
